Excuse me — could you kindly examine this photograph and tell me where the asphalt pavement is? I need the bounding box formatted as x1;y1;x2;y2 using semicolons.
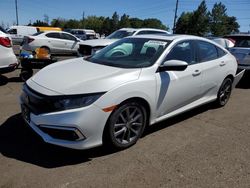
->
0;55;250;187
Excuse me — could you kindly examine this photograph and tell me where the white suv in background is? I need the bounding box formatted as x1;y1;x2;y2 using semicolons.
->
22;31;83;55
78;28;170;56
0;30;18;74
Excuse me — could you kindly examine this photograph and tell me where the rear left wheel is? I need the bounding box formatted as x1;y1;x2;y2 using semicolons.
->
216;77;233;107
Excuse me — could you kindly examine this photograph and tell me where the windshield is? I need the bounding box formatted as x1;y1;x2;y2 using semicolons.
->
87;38;169;68
106;30;135;39
0;26;7;33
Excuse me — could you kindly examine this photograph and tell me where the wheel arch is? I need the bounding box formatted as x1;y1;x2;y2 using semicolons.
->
225;74;234;82
102;96;151;144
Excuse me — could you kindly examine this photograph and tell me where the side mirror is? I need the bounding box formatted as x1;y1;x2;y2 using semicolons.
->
157;60;188;72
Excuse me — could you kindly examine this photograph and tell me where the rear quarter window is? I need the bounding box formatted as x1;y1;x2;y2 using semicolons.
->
197;41;218;62
45;32;61;39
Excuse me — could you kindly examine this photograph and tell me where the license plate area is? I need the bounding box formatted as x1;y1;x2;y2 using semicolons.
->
21;105;30;123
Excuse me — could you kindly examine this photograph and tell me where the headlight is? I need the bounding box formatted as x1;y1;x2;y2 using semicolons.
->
53;93;105;110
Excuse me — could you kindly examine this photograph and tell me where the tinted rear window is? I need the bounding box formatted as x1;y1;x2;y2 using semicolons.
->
225;36;250;48
32;31;44;36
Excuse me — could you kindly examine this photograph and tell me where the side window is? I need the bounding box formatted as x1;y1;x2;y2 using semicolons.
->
137;31;148;35
165;41;195;65
137;31;166;35
197;41;218;62
8;29;17;34
45;32;61;39
217;46;227;58
61;33;76;41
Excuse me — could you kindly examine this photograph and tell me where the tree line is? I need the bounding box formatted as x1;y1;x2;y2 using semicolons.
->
29;0;239;37
31;12;168;35
175;0;239;36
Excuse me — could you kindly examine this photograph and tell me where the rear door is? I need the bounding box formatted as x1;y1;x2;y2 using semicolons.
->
45;32;64;53
60;33;78;53
196;40;228;98
156;40;202;117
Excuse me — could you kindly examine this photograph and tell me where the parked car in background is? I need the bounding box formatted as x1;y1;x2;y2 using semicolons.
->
78;28;170;56
70;29;96;40
209;37;235;49
21;31;83;55
20;34;239;150
0;30;18;74
224;34;250;70
7;26;39;45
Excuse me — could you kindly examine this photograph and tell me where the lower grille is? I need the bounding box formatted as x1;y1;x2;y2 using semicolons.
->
78;45;92;56
39;125;85;141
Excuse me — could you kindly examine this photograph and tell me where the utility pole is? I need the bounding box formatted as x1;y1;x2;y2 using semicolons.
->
82;11;85;28
173;0;179;34
15;0;19;25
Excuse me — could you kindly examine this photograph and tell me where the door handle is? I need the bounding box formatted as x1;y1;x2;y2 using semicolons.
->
192;70;201;76
220;61;226;66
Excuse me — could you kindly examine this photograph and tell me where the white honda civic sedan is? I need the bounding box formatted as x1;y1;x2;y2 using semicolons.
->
20;35;238;150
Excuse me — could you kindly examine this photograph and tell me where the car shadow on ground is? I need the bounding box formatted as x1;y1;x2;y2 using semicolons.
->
0;103;214;169
0;74;23;86
236;71;250;89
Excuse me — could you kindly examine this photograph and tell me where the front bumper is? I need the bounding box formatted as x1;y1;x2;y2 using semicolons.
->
20;103;110;150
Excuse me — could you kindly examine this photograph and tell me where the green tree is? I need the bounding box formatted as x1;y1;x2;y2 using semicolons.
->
175;12;193;34
51;18;67;28
210;2;239;35
111;12;119;31
64;19;80;29
84;16;105;33
129;18;143;28
142;18;168;30
190;0;210;36
119;14;131;28
32;20;49;26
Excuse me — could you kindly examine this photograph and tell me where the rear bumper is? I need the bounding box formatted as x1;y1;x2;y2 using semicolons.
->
0;63;19;74
233;69;245;87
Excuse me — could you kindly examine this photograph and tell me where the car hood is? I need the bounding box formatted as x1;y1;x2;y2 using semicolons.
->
79;39;118;47
28;58;141;95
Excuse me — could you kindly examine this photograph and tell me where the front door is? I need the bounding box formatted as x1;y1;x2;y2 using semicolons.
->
156;40;202;117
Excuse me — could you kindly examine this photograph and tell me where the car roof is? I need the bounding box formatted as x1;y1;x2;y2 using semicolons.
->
225;33;250;37
130;34;208;41
119;28;169;33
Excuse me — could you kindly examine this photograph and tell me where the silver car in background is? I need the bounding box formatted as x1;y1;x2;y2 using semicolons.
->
224;34;250;70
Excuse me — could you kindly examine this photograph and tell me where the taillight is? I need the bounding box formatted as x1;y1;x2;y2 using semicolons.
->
28;37;34;43
228;38;235;45
0;37;12;48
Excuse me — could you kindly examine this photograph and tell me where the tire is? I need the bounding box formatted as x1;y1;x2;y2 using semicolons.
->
216;77;233;107
20;69;33;81
104;101;147;149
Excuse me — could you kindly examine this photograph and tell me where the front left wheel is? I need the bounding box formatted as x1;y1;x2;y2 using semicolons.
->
104;101;147;149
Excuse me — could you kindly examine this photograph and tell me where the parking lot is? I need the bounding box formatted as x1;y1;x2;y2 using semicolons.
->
0;52;249;187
